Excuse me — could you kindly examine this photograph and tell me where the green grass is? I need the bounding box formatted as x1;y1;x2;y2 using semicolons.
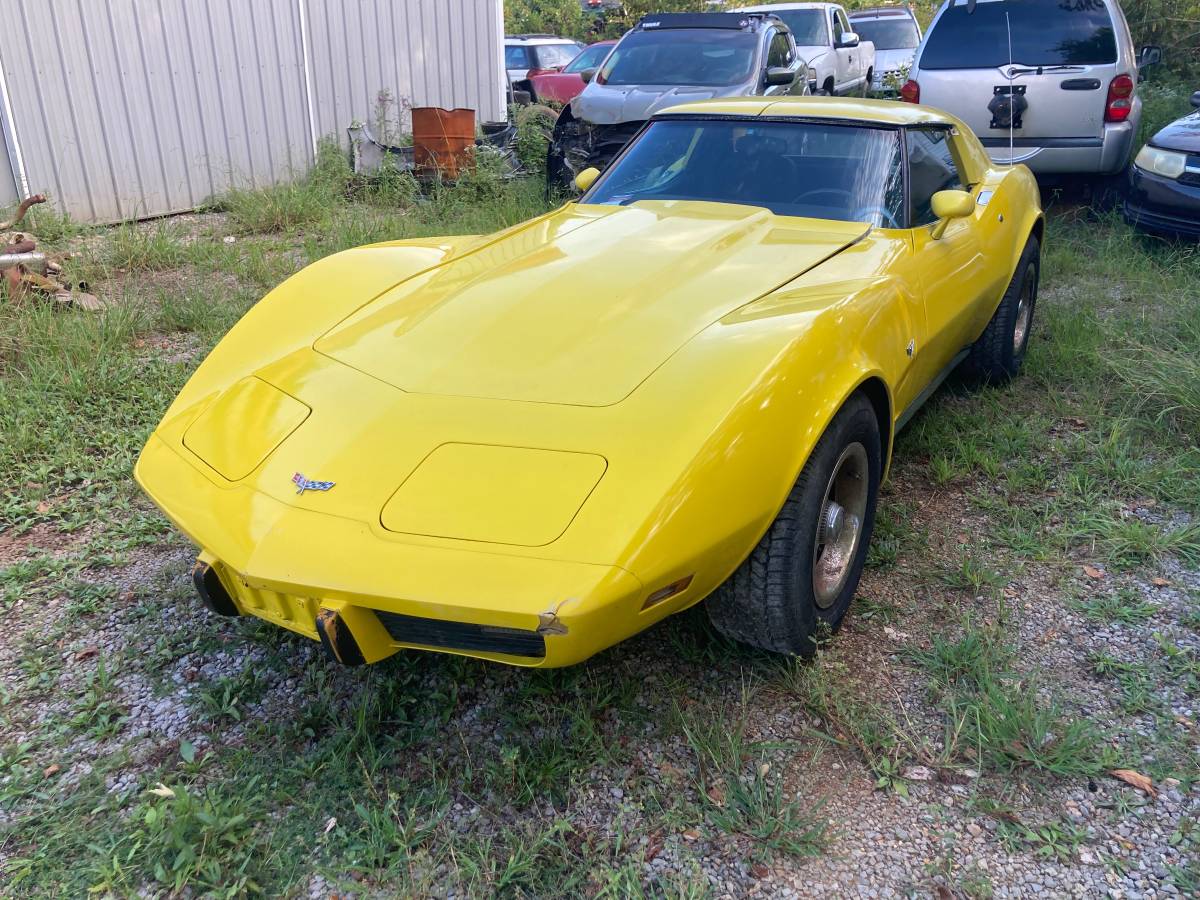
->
3;150;1199;894
909;620;1012;692
677;696;826;858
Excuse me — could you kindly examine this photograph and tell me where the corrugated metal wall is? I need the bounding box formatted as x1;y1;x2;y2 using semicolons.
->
0;0;505;223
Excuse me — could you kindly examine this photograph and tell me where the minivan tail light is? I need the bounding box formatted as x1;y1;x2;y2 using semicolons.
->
1105;74;1134;122
899;79;920;103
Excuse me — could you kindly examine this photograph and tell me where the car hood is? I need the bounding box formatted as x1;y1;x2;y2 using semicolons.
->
796;45;830;66
315;202;868;407
872;48;915;73
1150;110;1200;154
570;82;748;125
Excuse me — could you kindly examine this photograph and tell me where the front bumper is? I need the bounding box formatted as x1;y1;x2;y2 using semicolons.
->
136;433;647;667
1124;165;1200;238
871;71;899;94
546;117;645;191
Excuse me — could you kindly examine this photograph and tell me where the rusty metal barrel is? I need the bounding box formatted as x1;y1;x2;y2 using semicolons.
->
411;107;476;179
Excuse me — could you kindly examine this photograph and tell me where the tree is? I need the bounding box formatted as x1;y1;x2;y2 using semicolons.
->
505;0;587;38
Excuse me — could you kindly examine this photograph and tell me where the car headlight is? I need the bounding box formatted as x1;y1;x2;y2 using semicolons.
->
1134;145;1186;179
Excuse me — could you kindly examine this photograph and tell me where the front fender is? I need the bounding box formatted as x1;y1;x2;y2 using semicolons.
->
153;204;576;431
608;277;905;609
156;239;479;427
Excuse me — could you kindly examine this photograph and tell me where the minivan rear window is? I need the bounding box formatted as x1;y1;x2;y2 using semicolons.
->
920;0;1117;69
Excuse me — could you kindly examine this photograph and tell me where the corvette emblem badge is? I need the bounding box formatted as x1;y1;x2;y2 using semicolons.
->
293;472;335;495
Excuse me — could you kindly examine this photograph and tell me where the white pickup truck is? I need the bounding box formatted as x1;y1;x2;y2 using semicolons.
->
738;3;875;96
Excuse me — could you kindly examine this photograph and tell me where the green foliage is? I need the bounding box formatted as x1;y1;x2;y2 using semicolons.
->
91;785;263;897
678;700;826;858
106;221;188;271
1124;0;1200;79
950;679;1115;776
515;104;560;175
909;620;1012;692
505;0;587;38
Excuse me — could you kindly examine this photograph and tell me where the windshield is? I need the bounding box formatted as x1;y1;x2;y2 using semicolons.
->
584;118;904;227
534;44;581;69
599;30;759;87
773;10;828;45
852;18;920;50
921;0;1117;69
565;43;612;74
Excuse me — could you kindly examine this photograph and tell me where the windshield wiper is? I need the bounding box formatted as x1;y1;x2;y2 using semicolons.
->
1006;64;1087;77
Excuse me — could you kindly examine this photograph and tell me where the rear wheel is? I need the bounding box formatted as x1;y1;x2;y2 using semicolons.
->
707;394;882;656
962;236;1040;382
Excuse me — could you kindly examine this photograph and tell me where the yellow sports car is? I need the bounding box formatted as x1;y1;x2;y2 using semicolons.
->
136;98;1042;668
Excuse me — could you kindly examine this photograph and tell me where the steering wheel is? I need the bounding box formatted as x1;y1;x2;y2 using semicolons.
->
852;205;901;229
792;188;854;207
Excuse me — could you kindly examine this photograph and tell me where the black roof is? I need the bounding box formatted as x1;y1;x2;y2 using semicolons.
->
635;12;766;32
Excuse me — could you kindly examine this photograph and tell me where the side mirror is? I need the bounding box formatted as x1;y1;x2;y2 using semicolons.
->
1191;90;1200;109
1138;45;1162;70
929;189;974;239
580;67;596;84
765;67;795;86
574;166;600;193
837;31;860;48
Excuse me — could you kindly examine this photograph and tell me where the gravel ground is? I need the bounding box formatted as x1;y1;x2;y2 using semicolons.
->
2;456;1197;897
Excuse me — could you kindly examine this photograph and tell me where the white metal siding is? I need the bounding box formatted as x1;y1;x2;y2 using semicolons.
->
0;0;504;223
303;0;505;142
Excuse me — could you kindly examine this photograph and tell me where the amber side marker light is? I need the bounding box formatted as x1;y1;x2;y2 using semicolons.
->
642;575;694;610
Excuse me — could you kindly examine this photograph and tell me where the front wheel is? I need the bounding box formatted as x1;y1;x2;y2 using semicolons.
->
962;236;1040;382
707;394;882;656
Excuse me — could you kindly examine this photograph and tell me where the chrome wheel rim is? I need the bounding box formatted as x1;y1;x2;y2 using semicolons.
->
1012;267;1035;355
812;442;869;609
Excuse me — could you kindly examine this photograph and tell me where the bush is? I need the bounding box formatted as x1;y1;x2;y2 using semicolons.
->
505;0;585;38
515;105;559;175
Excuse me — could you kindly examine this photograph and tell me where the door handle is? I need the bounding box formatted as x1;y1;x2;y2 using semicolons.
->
1060;78;1102;90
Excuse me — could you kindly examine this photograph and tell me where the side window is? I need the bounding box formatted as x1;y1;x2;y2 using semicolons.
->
907;128;967;227
836;9;851;38
504;46;529;69
830;10;840;41
767;31;792;68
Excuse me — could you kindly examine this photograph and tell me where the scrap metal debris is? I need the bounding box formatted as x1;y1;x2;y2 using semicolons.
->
0;193;101;311
546;108;643;193
348;119;525;180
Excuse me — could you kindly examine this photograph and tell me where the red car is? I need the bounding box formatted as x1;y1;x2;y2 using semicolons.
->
528;41;616;105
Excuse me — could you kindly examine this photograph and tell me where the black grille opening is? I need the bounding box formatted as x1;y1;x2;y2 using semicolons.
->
375;611;546;659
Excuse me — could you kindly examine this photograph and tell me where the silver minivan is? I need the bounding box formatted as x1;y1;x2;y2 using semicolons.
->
902;0;1159;175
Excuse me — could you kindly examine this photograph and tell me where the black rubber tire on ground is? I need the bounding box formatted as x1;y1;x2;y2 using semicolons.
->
861;69;873;96
961;236;1040;383
706;393;882;656
820;78;835;96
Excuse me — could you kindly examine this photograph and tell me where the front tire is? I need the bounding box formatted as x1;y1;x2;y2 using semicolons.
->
707;394;882;656
962;236;1040;383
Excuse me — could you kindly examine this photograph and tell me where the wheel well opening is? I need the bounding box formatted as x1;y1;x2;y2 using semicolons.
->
856;378;892;466
1030;216;1045;246
823;76;835;92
